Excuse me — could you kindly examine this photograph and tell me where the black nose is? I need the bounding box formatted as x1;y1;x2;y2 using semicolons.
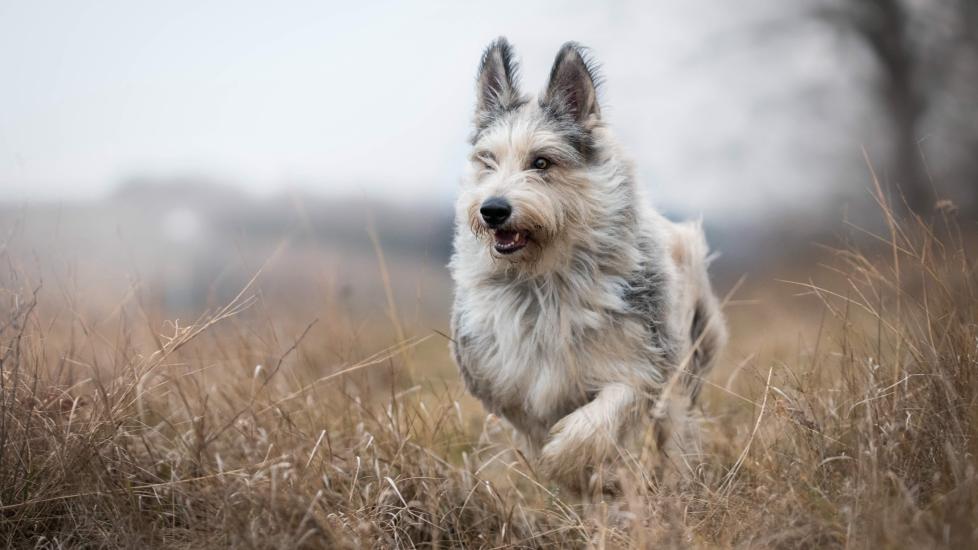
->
480;197;511;227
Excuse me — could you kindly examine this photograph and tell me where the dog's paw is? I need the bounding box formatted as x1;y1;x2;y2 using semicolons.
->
538;409;618;492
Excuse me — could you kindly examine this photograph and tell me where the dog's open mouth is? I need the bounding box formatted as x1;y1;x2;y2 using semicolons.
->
493;229;529;254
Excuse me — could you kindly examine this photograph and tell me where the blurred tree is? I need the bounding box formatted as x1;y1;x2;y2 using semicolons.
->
818;0;978;214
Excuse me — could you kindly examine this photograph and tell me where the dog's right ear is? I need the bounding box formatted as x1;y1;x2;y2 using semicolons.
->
474;37;523;130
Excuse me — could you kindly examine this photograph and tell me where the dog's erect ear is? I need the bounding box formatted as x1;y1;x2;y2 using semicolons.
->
543;42;601;124
475;37;523;126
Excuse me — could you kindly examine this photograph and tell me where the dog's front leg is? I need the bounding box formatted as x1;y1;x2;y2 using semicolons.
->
538;383;643;492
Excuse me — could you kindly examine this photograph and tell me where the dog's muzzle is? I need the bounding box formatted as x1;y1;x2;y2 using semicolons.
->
479;197;529;254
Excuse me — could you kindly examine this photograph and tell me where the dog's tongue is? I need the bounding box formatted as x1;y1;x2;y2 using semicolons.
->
494;230;519;245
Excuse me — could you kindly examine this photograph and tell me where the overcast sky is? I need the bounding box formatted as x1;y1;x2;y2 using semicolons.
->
0;0;872;217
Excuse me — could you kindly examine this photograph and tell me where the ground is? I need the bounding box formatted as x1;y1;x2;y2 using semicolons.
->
0;205;975;548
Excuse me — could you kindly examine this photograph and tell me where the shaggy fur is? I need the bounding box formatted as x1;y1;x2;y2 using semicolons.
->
449;38;727;492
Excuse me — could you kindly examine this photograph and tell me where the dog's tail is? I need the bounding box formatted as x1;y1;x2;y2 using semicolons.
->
668;220;728;405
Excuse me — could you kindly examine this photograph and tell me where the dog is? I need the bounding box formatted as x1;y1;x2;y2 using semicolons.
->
449;38;727;493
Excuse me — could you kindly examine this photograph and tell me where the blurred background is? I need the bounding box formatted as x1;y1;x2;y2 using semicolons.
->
1;0;976;340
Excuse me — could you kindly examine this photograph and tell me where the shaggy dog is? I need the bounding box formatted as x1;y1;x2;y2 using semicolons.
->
449;38;727;493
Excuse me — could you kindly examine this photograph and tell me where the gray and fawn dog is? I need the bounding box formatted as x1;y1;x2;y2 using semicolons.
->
449;38;727;493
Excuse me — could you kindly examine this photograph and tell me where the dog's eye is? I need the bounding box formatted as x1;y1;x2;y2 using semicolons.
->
475;153;495;171
532;157;550;170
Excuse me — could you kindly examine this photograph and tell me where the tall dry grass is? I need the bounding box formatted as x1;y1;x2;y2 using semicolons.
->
0;198;975;548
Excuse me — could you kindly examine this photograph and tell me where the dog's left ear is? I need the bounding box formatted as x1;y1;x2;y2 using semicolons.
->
543;42;601;124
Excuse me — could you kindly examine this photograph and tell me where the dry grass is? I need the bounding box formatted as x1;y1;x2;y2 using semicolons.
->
0;200;975;549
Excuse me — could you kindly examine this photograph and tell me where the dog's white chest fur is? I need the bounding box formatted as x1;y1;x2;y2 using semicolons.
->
470;285;582;404
452;267;645;445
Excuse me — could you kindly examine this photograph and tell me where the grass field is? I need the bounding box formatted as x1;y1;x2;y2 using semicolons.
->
0;199;975;548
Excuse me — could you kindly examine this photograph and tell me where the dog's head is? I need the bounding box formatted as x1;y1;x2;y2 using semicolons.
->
457;38;607;271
